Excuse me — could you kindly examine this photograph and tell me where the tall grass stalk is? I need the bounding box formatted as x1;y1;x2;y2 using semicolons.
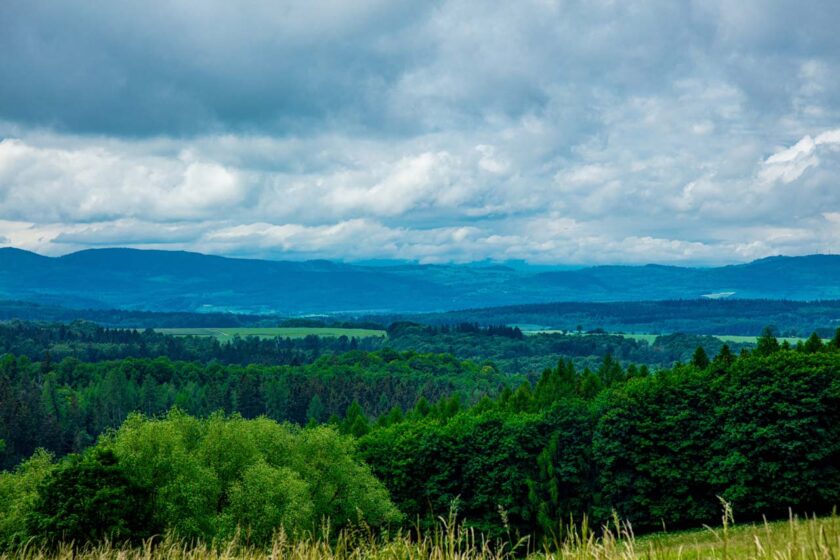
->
2;510;838;560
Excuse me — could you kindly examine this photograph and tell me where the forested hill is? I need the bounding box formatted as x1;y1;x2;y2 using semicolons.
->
3;247;840;313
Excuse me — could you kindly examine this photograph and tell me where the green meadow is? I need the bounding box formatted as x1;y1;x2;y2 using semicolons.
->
522;330;808;345
154;327;387;340
621;332;807;345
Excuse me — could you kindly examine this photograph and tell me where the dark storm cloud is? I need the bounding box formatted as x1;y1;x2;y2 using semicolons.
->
0;0;435;136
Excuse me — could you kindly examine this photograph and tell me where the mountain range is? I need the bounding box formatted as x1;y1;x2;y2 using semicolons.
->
2;247;840;314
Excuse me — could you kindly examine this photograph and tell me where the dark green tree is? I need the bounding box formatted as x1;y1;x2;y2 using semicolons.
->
691;346;710;369
713;344;735;369
803;332;824;353
830;328;840;350
27;449;156;546
340;401;370;438
305;394;325;423
755;326;780;356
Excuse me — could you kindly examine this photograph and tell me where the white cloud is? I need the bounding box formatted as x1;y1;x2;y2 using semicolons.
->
3;123;840;264
0;139;245;222
2;1;840;264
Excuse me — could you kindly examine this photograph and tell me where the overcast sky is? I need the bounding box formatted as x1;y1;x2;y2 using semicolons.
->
1;0;839;265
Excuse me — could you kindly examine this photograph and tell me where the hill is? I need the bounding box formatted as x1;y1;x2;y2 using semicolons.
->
394;298;840;337
2;247;840;314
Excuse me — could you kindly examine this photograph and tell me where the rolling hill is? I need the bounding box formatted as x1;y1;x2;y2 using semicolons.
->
2;247;840;314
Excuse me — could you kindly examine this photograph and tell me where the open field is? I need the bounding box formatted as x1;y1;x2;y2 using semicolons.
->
3;513;837;559
155;327;387;340
627;513;840;560
621;332;808;345
522;330;808;345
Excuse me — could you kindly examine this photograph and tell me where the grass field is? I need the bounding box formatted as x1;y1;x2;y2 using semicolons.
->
522;330;807;345
154;327;387;340
621;333;807;345
3;513;837;559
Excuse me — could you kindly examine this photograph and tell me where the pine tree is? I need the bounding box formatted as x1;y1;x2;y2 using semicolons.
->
755;326;780;356
714;343;734;368
691;346;710;369
305;394;325;424
803;332;824;353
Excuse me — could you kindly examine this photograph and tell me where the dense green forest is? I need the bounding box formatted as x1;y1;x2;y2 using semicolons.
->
0;300;284;328
0;320;384;366
1;328;839;550
384;322;753;373
0;348;506;469
0;320;751;378
359;335;840;540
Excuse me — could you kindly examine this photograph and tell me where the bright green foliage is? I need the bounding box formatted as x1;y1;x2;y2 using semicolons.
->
27;449;156;546
222;463;311;544
99;411;398;545
0;450;55;550
0;411;401;547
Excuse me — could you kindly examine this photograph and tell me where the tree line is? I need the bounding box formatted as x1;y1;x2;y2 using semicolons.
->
0;348;507;469
0;320;755;379
358;333;840;540
0;328;838;550
0;320;383;366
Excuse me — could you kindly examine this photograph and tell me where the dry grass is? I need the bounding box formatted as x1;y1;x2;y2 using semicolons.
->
3;510;838;560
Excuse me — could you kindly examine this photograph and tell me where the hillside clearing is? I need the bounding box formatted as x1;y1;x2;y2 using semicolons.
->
522;330;808;345
154;327;387;339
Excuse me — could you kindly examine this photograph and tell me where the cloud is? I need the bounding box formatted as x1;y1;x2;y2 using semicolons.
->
0;139;245;222
1;1;840;264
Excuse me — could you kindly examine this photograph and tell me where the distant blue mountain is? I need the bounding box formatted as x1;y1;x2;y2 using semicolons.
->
1;248;839;314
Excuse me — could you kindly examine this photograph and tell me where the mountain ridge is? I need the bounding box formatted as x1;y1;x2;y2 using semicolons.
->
2;247;839;314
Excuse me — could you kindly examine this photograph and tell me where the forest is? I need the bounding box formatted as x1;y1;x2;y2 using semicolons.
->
0;319;750;375
1;324;838;551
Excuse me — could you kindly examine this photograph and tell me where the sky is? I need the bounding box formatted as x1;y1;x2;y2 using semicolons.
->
1;0;840;265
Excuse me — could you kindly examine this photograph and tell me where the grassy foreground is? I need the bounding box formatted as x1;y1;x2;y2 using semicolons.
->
4;512;838;560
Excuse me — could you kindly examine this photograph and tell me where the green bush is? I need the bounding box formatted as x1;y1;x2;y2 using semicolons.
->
0;450;55;550
27;449;156;546
105;411;401;544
